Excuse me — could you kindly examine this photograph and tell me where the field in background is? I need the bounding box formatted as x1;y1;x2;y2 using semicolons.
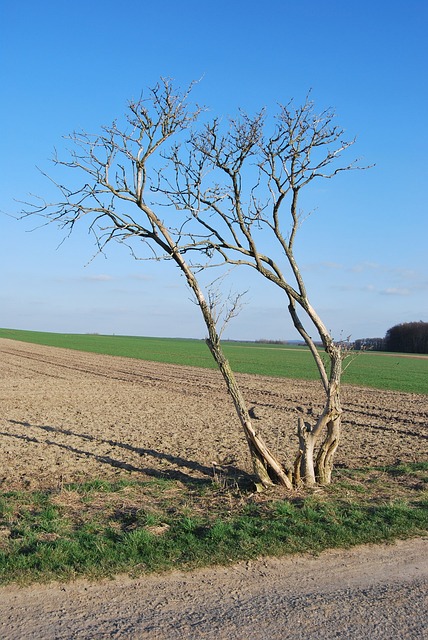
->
0;328;427;394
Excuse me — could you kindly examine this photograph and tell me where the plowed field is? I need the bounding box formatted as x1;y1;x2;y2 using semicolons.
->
1;338;427;491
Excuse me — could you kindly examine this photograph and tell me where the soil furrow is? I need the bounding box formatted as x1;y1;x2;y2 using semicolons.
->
1;338;427;491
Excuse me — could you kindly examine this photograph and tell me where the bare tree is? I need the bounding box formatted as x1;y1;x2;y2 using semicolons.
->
25;80;364;488
159;95;364;485
24;79;292;489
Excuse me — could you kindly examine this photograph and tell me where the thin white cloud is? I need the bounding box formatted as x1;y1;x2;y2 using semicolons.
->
129;274;155;282
350;261;381;273
320;261;343;270
303;261;344;271
52;274;115;284
83;274;114;282
334;283;419;297
380;287;411;296
350;263;423;282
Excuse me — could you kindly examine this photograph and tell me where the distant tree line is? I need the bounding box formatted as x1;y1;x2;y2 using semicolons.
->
353;337;385;351
354;321;428;354
384;321;428;354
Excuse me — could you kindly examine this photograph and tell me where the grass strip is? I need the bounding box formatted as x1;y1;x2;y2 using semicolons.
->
1;328;427;394
0;463;427;586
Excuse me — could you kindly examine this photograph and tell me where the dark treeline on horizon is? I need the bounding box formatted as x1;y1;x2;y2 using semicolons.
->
355;321;428;354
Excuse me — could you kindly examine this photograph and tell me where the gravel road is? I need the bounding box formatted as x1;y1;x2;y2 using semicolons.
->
1;537;427;639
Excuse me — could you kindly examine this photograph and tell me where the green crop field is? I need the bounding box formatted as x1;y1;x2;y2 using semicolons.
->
0;328;427;394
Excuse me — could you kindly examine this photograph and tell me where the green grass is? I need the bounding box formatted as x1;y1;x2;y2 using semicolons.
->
0;463;427;586
1;328;427;394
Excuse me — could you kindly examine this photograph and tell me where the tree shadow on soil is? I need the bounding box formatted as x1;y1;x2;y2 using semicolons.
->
5;419;254;487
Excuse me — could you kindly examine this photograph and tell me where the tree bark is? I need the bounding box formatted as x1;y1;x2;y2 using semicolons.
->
315;415;341;485
296;417;316;486
206;337;293;489
314;352;343;485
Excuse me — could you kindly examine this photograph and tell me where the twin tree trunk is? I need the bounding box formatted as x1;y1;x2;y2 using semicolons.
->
176;249;342;490
204;316;343;489
296;389;342;486
186;266;342;488
208;334;342;489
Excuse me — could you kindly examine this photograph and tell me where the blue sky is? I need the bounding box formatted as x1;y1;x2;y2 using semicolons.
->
1;0;427;341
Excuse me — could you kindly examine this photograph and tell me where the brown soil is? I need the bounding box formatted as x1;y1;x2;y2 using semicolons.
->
1;338;427;491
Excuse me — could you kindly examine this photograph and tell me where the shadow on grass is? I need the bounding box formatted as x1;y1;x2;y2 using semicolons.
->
5;419;253;487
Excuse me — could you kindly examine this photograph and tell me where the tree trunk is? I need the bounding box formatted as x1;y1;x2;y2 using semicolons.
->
315;414;341;485
206;337;293;489
295;417;316;486
292;344;343;487
315;353;342;485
